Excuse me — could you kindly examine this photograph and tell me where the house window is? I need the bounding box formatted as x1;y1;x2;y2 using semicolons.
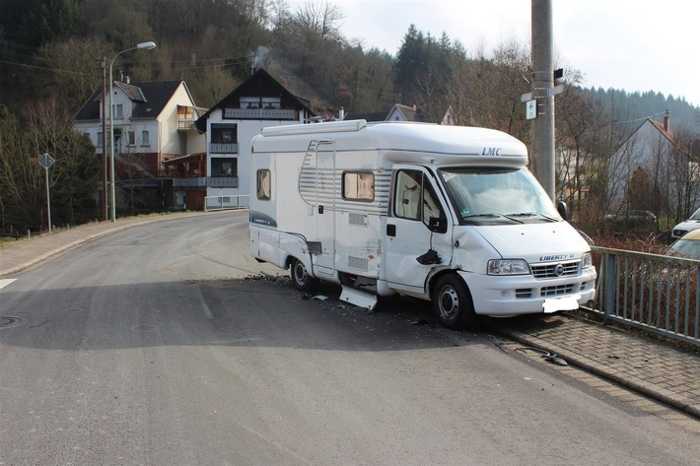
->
261;97;281;109
257;169;271;200
211;124;237;144
141;130;150;146
343;172;375;202
113;104;123;120
128;131;135;146
97;132;104;148
240;97;260;109
211;158;237;177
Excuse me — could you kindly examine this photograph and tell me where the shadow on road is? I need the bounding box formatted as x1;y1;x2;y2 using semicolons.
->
0;277;487;352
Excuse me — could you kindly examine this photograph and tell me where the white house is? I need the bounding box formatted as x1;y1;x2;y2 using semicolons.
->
194;69;314;204
74;79;205;211
607;112;694;215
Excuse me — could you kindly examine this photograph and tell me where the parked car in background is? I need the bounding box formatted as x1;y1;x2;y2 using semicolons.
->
670;208;700;240
604;210;657;229
666;229;700;259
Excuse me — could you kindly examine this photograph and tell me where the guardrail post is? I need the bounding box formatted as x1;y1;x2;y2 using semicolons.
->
603;253;618;322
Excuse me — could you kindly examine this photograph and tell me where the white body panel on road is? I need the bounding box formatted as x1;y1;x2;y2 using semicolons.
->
249;120;596;318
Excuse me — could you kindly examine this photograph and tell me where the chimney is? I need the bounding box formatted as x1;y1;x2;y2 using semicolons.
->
663;110;670;133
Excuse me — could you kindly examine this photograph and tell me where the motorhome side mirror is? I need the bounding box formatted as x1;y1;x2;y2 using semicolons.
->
428;216;446;233
557;200;569;221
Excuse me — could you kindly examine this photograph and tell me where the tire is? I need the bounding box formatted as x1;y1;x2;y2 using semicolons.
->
289;258;316;292
431;274;479;330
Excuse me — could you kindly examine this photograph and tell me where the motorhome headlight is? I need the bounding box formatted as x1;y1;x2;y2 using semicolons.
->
582;252;593;269
487;259;530;276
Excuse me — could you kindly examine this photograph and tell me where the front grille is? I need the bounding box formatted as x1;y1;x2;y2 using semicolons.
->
515;288;533;299
531;260;580;279
541;284;575;297
673;229;687;237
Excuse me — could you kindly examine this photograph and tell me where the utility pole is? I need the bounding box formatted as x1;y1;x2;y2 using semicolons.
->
531;0;555;200
38;153;55;233
101;57;108;221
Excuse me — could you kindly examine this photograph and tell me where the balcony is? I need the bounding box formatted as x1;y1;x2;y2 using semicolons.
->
177;118;195;130
208;176;238;188
223;108;297;120
171;177;238;188
210;142;238;154
173;177;207;188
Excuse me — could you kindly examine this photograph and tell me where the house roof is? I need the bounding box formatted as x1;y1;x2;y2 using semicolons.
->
648;119;674;145
345;104;430;123
194;68;314;132
343;111;388;122
614;117;675;155
114;81;146;102
74;80;186;121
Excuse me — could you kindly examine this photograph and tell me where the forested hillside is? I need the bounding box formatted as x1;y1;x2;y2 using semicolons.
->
1;0;699;233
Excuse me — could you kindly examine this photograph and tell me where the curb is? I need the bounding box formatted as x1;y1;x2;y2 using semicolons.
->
0;210;246;277
495;325;700;420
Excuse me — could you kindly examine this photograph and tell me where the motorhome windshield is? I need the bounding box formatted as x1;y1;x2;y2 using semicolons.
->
440;167;561;225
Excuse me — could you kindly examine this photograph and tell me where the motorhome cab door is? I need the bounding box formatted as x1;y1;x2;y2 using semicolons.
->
384;167;453;293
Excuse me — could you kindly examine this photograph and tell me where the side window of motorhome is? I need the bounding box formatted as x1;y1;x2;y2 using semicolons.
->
394;170;445;224
256;169;271;200
343;172;374;201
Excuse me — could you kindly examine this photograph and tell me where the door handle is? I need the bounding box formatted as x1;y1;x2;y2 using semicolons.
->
318;205;324;214
387;224;396;237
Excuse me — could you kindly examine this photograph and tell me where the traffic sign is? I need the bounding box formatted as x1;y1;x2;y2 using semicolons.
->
526;100;537;120
38;152;55;169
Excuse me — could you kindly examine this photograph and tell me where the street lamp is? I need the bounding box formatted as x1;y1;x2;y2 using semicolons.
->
108;41;157;222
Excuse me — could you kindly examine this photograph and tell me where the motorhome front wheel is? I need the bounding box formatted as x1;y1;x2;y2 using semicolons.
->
432;275;478;330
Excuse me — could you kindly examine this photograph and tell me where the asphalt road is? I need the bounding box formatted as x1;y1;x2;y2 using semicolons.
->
1;211;698;465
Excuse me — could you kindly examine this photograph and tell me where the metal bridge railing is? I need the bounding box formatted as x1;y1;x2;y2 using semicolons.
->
204;195;249;212
591;246;700;347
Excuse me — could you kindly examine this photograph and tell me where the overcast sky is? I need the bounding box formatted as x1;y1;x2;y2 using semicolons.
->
287;0;700;106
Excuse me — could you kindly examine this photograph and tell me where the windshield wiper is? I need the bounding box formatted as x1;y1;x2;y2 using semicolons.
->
505;212;558;222
462;213;523;224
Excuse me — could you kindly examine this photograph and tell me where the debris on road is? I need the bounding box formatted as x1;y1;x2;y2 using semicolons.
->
410;319;430;326
245;272;285;282
514;346;568;366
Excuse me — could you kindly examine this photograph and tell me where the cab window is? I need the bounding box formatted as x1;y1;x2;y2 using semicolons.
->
394;170;446;229
394;170;422;220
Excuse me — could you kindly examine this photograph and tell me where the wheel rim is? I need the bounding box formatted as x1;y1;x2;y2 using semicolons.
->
438;285;460;321
294;262;307;287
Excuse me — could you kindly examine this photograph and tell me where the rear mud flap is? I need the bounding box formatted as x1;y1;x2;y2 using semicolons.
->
339;286;377;311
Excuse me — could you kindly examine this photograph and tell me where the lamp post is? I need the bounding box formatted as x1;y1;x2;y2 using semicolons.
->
108;41;157;222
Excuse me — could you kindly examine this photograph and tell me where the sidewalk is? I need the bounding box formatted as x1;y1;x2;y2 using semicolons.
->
496;313;700;418
0;211;225;276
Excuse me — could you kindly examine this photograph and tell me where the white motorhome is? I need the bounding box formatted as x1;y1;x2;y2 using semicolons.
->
249;120;596;329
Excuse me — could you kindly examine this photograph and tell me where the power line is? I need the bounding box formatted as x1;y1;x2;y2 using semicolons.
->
0;59;92;76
